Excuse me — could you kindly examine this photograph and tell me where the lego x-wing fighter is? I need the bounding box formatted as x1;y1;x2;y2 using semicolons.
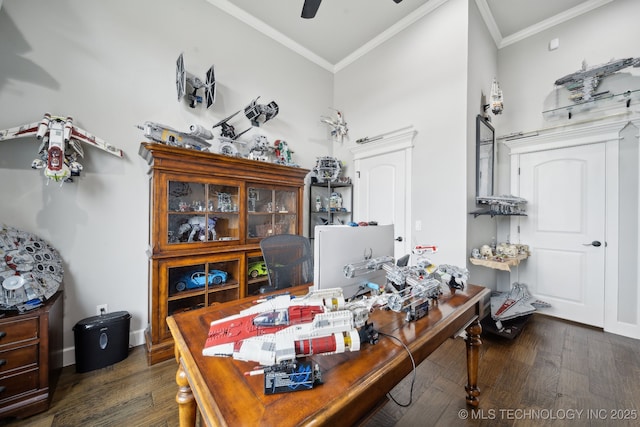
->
0;113;124;184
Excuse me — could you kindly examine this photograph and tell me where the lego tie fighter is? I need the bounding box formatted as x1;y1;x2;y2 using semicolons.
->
176;53;216;109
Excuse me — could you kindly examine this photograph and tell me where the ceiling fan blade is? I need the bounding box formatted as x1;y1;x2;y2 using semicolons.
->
393;0;403;3
301;0;322;19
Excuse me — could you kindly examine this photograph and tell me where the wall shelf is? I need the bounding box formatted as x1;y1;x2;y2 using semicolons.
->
543;88;640;120
469;254;528;272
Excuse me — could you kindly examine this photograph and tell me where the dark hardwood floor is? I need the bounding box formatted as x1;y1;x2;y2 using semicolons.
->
3;314;639;427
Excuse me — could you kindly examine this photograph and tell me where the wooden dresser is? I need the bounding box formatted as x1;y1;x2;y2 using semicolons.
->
0;292;63;420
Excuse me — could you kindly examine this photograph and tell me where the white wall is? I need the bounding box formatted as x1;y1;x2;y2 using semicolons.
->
334;0;470;267
0;0;333;365
465;0;499;288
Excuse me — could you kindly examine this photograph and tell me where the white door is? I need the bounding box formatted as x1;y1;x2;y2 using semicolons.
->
353;143;412;259
516;143;606;326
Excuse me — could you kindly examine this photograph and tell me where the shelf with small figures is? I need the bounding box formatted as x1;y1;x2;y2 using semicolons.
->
469;253;529;272
470;195;528;218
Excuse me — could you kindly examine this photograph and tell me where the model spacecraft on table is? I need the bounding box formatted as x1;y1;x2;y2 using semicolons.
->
0;224;63;312
176;53;216;109
203;288;374;366
0;113;124;184
554;56;640;102
202;254;469;376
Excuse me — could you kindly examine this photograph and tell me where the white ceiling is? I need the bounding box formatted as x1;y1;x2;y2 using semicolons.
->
206;0;614;72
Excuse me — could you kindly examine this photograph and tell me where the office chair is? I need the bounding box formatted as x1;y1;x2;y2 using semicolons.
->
260;234;314;292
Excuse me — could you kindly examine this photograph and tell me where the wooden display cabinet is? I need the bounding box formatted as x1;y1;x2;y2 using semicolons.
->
139;143;308;364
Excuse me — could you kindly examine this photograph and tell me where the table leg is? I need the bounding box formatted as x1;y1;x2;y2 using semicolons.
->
176;364;197;427
464;318;482;407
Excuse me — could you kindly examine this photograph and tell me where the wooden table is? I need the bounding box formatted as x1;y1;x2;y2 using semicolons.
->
167;284;490;427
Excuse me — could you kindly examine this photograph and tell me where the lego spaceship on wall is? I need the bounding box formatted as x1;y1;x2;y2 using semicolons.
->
0;113;124;185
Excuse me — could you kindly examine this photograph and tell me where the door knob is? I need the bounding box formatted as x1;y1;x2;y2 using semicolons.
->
395;236;403;242
582;240;602;247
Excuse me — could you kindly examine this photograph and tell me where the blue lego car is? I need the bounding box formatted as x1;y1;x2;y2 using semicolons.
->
175;270;228;292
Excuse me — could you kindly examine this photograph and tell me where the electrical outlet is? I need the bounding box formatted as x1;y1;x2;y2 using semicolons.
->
96;304;108;316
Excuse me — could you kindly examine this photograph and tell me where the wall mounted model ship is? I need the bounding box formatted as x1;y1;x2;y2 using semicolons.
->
0;113;124;185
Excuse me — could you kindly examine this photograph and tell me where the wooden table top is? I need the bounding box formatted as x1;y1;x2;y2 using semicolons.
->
167;284;489;427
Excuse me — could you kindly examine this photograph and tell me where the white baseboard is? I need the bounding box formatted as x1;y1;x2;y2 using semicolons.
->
62;328;147;367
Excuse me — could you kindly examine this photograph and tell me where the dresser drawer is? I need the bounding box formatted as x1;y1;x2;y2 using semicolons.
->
0;368;38;402
0;318;39;348
0;344;38;376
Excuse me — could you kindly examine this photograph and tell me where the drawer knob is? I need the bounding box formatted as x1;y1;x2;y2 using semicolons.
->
0;386;5;394
0;359;5;367
0;331;5;339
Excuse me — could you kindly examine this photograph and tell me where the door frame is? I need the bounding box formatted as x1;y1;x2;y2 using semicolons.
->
351;127;416;258
504;117;640;339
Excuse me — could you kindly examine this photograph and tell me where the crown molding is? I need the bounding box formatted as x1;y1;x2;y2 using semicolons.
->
207;0;449;74
335;0;449;72
206;0;335;72
499;0;614;48
477;0;614;50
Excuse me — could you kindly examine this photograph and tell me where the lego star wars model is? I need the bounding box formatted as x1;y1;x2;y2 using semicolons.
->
0;224;63;311
137;121;212;151
554;57;640;102
202;288;366;367
244;96;279;126
0;113;124;184
176;53;216;108
321;109;348;142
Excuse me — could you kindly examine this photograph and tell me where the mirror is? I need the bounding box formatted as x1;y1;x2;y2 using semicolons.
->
476;115;495;199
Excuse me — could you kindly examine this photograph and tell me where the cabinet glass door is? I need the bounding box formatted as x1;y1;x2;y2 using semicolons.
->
167;181;239;245
247;186;297;239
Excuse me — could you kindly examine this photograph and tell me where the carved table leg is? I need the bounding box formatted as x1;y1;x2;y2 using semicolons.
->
176;364;197;427
465;318;482;407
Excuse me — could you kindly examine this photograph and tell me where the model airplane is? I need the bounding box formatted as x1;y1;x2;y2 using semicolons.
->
554;57;640;102
137;121;212;150
202;288;368;367
321;109;348;142
0;113;124;184
176;53;216;108
244;96;279;127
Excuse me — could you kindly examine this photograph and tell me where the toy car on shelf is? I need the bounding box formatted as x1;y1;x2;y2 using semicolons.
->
248;261;268;279
175;270;228;291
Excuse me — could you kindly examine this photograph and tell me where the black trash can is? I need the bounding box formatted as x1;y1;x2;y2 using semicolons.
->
73;311;131;373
